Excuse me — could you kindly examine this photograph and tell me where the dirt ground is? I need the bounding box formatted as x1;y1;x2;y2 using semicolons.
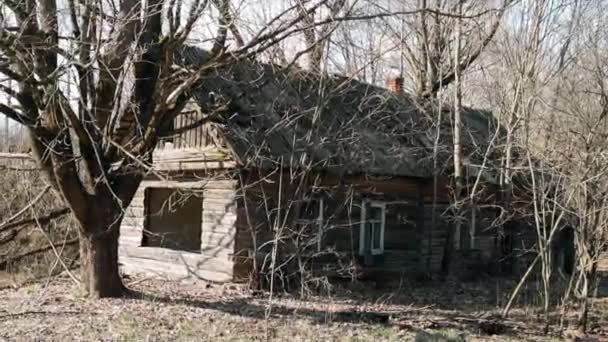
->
0;275;606;341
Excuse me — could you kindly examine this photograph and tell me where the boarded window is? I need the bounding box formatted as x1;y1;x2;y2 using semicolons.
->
142;188;203;252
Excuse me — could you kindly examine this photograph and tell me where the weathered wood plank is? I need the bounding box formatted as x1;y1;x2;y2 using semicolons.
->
203;203;237;212
201;245;234;258
138;179;237;190
153;147;232;161
152;146;236;171
203;212;237;223
120;256;233;282
121;225;143;234
120;174;239;282
120;246;233;266
154;161;237;171
202;226;236;237
118;235;142;247
123;217;144;228
202;231;235;249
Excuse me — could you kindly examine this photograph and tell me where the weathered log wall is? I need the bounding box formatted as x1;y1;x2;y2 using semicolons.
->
118;167;510;284
232;171;502;283
119;177;238;282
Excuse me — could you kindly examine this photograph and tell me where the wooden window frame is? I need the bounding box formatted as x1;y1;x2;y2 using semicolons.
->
359;200;386;256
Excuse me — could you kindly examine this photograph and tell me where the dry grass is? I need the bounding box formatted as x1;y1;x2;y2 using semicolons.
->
0;171;606;341
0;169;79;287
0;276;605;341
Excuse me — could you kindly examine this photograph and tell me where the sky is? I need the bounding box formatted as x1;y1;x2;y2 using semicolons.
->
0;0;597;133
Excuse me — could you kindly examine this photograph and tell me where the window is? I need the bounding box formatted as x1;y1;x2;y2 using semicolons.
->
359;201;386;255
295;198;324;252
142;188;203;252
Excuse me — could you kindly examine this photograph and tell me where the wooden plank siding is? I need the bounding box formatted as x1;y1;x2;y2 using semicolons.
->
118;165;509;284
152;101;235;173
118;177;239;283
119;103;242;282
158;101;213;149
152;148;236;171
231;172;480;282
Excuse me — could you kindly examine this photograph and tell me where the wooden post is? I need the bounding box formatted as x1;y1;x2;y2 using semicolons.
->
4;79;11;152
3;115;7;152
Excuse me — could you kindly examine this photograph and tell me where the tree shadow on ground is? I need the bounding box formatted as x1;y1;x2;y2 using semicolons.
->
127;289;391;324
125;288;517;339
413;330;467;342
283;275;516;313
311;272;608;314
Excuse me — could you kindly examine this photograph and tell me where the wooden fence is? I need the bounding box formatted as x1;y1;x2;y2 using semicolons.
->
0;152;37;171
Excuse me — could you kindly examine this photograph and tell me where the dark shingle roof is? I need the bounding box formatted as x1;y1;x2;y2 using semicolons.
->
178;46;499;179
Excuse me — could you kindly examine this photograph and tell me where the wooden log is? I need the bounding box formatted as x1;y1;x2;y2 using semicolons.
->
119;245;234;282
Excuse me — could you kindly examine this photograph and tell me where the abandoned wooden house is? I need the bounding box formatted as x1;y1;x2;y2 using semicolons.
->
118;47;521;283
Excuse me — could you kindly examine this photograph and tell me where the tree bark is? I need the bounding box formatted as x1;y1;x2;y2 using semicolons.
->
577;264;598;333
78;214;125;298
442;0;464;276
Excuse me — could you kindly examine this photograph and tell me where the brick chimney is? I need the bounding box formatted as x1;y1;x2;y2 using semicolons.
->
385;76;404;94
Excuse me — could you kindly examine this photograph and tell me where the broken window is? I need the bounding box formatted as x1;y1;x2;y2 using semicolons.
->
142;188;203;252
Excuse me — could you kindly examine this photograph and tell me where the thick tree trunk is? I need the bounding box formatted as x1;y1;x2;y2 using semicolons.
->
78;215;125;298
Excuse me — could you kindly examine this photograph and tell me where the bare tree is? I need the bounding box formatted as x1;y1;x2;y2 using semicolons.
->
385;0;512;99
556;42;608;332
0;0;353;297
296;0;349;72
477;0;608;333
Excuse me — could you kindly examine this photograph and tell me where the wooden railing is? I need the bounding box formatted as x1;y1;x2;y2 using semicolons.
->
157;105;211;150
0;152;38;170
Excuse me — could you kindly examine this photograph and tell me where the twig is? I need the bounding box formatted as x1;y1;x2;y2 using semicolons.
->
502;253;541;318
29;203;80;285
0;239;78;269
0;310;83;321
0;185;51;229
0;207;70;233
38;228;77;301
127;277;152;286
